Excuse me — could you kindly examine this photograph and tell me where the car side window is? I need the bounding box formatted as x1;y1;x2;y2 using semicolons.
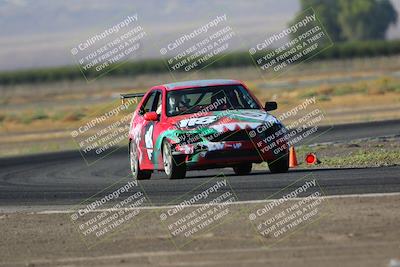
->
153;91;162;115
140;92;156;115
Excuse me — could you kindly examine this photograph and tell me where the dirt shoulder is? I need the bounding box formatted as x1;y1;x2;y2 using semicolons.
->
1;194;399;267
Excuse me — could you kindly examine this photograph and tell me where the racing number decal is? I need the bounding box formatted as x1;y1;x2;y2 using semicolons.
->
144;124;154;160
179;116;217;128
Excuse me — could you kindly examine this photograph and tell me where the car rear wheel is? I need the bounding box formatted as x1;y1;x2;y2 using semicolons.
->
233;163;252;175
267;153;289;173
130;142;151;180
162;140;186;179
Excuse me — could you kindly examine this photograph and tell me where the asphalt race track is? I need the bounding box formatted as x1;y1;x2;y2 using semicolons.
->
0;119;399;208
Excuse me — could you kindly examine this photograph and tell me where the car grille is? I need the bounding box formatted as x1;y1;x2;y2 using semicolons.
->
177;123;283;144
204;130;251;142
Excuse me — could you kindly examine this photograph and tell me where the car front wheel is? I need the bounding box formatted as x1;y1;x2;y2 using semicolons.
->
162;140;186;179
130;141;151;180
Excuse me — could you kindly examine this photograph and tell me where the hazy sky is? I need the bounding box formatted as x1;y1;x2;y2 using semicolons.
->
0;0;399;71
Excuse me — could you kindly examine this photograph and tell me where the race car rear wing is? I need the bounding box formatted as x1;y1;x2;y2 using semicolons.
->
120;93;145;104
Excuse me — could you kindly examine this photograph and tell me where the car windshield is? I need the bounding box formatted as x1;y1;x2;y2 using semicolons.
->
166;85;260;116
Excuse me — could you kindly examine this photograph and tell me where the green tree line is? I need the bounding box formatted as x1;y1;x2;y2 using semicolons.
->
0;39;399;86
291;0;398;41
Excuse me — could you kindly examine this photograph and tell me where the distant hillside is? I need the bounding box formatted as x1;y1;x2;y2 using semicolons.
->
0;0;398;71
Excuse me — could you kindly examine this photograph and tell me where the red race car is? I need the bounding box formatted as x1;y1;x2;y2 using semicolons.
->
122;79;289;180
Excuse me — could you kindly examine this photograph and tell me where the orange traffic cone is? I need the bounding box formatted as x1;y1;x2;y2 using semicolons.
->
289;146;298;168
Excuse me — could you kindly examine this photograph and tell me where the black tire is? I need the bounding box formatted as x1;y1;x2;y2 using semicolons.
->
233;163;252;175
130;141;151;180
267;153;289;173
162;140;186;179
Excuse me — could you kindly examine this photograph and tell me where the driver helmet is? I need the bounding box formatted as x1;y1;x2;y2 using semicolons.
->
169;94;182;112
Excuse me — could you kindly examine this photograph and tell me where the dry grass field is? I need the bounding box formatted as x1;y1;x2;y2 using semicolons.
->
1;55;400;157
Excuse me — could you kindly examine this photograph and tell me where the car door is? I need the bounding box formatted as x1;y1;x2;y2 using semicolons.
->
150;90;166;170
138;90;162;169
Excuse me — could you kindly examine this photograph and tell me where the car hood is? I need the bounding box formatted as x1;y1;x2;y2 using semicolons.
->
167;109;280;132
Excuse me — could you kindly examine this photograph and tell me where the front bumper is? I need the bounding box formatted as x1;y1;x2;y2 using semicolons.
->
170;121;289;168
172;140;284;168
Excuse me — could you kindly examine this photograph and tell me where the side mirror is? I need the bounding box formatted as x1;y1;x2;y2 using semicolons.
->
144;111;158;121
264;101;277;111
